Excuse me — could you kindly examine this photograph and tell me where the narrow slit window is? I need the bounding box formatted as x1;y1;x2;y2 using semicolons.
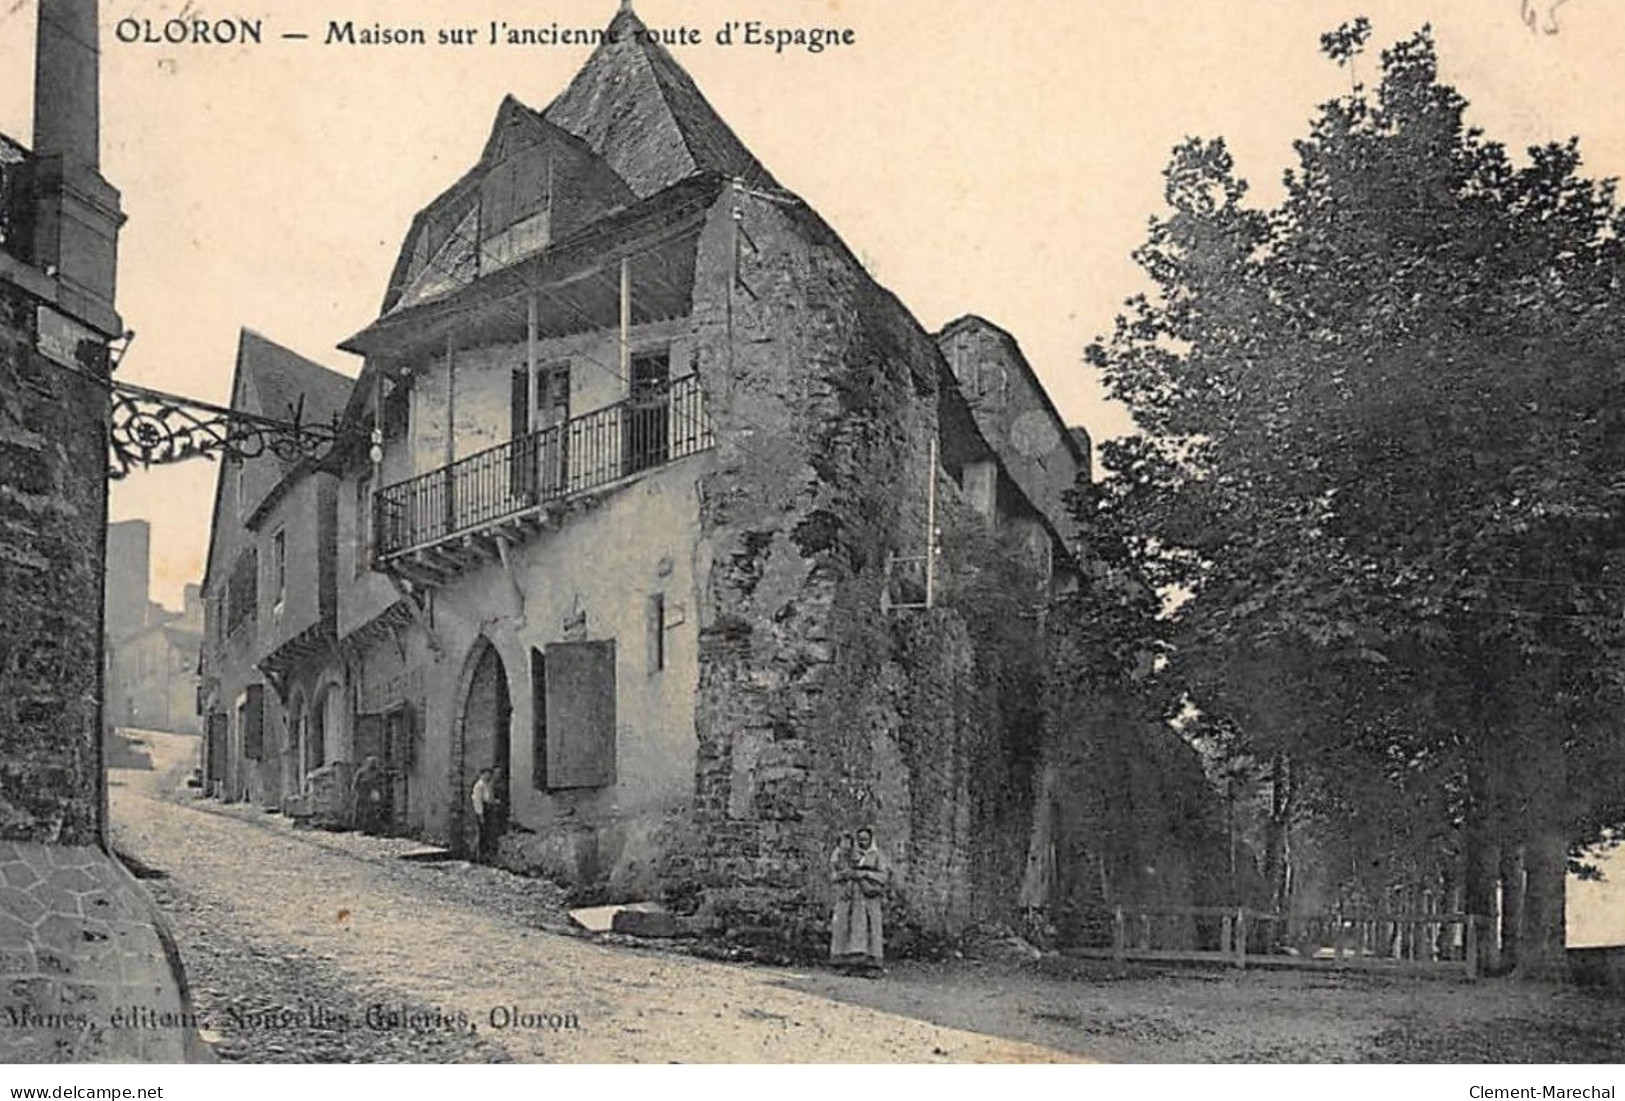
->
648;593;666;673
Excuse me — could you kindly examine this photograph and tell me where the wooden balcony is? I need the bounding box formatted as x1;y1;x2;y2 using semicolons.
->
373;373;713;585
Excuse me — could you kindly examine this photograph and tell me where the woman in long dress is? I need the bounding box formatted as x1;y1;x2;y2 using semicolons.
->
830;827;889;974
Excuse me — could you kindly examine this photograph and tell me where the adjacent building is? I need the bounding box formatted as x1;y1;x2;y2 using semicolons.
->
104;519;205;734
197;330;353;804
203;4;1094;946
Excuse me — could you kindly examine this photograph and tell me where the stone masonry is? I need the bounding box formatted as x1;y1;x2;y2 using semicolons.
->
0;0;203;1061
677;195;1053;950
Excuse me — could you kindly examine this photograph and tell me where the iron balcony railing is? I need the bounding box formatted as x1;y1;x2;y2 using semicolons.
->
375;373;713;560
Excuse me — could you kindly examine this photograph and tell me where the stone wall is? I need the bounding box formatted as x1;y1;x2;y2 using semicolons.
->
675;195;1049;953
0;282;106;846
1;272;203;1062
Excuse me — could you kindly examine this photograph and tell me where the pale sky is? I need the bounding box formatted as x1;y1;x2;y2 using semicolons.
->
3;0;1623;604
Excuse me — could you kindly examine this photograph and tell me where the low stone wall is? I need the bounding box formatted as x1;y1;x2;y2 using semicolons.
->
1569;945;1625;991
0;842;207;1061
307;762;355;830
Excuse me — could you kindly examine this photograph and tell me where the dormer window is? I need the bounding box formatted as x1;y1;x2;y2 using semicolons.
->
480;142;553;273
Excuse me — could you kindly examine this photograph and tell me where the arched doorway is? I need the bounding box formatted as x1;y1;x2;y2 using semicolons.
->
458;640;511;855
286;688;307;799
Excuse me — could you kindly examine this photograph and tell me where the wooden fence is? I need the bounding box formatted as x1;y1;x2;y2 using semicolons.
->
1067;904;1487;977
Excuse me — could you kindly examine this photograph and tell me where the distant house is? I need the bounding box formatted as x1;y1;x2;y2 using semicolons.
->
203;4;1096;943
103;520;205;735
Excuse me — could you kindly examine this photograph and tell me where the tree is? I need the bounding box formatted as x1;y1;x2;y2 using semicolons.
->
1088;21;1625;978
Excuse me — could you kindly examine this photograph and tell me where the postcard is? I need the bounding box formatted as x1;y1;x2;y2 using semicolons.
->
1;0;1623;1072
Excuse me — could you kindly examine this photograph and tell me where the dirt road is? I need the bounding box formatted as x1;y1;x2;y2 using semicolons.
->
109;732;1074;1062
108;731;1625;1064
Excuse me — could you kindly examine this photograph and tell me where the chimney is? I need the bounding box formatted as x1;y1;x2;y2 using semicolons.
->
34;1;101;173
31;0;124;337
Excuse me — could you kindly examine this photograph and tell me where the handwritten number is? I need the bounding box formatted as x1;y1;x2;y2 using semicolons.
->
1522;0;1571;34
1545;0;1571;34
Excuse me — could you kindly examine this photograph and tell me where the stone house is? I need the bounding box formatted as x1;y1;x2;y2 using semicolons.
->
197;330;353;803
205;3;1093;946
104;519;205;734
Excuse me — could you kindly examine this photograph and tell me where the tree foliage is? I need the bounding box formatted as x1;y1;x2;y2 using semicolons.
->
1087;22;1625;977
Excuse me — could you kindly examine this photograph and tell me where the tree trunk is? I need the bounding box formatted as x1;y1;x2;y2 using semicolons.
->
1499;841;1525;975
1516;825;1569;982
1463;741;1501;974
1512;707;1569;983
1263;753;1292;914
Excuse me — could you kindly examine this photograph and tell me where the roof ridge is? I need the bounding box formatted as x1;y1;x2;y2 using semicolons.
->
541;4;772;197
624;29;700;182
640;43;752;181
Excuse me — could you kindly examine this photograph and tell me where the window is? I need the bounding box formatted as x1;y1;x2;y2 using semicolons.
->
534;362;571;430
241;684;265;761
480;144;552;271
625;350;671;475
535;640;616;790
382;381;410;441
535;362;571;495
235;462;247;520
271;529;287;609
647;594;666;673
226;548;258;634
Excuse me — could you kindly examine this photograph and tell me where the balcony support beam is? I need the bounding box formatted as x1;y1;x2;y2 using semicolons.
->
461;533;498;565
425;543;465;574
396;553;446;589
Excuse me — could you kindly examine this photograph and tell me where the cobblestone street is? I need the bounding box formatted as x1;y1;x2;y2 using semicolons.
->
108;733;1625;1064
108;734;1076;1063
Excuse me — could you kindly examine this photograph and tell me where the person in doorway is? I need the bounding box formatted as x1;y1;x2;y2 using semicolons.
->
470;767;499;864
351;755;385;835
830;827;890;975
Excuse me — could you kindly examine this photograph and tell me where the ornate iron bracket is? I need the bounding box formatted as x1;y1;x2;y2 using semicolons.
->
108;379;341;479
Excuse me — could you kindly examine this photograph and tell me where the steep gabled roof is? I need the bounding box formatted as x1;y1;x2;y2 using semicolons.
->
379;95;636;316
542;5;773;198
239;329;353;430
200;331;354;594
936;314;1092;469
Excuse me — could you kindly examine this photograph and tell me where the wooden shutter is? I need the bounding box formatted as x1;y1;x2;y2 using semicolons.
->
544;640;616;789
531;648;547;790
388;704;416;772
242;685;265;760
511;365;529;439
511;367;536;502
206;713;228;781
355;712;385;766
